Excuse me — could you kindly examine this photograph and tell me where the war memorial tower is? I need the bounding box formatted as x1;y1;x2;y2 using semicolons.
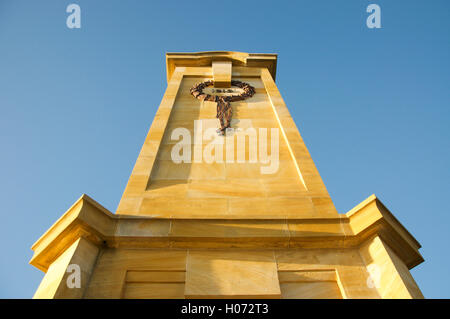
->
30;52;424;299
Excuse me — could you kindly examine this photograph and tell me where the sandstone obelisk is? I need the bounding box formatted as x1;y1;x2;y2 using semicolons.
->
30;52;424;299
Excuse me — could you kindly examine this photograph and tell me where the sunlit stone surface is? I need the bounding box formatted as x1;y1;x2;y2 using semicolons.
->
30;52;424;299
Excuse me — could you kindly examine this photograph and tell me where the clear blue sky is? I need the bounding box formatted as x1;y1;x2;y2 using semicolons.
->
0;0;448;298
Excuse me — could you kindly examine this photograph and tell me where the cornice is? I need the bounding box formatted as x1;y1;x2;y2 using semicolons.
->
165;51;278;83
30;194;423;272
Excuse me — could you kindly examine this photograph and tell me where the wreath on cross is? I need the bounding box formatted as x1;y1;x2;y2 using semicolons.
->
190;80;256;135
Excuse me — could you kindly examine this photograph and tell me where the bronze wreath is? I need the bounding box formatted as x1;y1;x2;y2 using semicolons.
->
190;80;255;135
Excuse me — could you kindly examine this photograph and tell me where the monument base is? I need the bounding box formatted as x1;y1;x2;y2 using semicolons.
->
30;194;423;299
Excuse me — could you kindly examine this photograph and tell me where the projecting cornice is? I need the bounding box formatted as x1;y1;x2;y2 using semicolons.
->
165;51;278;83
29;194;423;272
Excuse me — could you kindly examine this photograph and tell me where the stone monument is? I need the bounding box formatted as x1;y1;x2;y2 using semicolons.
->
30;51;424;299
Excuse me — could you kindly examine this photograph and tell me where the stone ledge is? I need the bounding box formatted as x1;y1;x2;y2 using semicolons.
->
166;51;277;83
30;194;423;272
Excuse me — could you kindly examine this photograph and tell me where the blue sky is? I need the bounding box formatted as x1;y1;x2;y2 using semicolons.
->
0;0;448;298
